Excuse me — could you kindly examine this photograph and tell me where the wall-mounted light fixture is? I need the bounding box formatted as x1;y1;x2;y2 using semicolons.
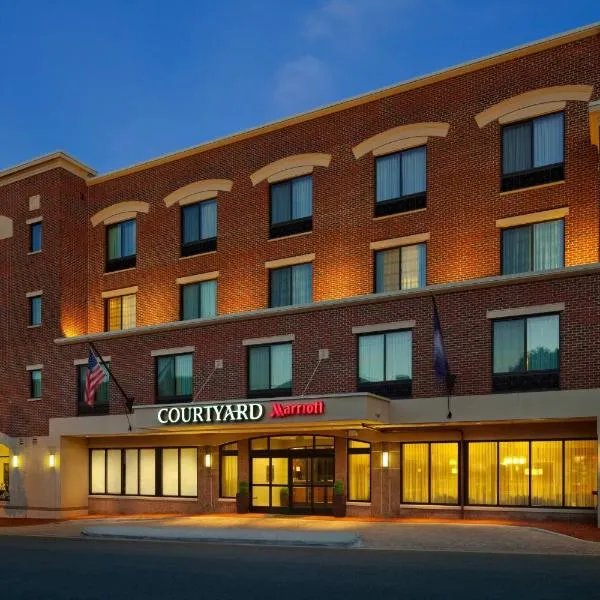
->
382;450;390;468
204;451;212;469
11;454;19;469
48;451;56;468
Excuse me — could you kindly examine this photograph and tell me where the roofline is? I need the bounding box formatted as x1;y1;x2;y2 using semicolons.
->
86;21;600;186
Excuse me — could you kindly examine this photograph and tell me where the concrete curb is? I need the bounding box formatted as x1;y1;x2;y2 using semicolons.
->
81;526;361;548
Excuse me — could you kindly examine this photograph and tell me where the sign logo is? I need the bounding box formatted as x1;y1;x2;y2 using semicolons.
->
269;400;325;418
157;403;264;425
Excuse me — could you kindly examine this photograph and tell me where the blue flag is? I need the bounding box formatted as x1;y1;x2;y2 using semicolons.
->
433;299;449;380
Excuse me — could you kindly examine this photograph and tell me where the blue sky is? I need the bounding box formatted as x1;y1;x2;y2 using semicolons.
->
0;1;597;174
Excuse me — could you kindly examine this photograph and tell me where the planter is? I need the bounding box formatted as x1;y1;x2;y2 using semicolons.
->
333;493;346;518
236;493;250;514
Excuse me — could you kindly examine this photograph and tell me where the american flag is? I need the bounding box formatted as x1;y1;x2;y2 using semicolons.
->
85;348;107;407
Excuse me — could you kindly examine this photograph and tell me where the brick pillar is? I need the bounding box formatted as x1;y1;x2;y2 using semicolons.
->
198;445;213;512
238;439;250;486
372;441;400;517
596;421;600;528
335;437;347;492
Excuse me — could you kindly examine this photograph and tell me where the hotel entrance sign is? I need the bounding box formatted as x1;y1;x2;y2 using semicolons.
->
157;403;265;425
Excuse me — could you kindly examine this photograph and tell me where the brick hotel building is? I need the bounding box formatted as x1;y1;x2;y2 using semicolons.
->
1;24;600;522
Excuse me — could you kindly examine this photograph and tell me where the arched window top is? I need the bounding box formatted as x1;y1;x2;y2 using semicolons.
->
90;201;150;227
164;179;234;208
0;216;13;240
475;85;593;128
250;153;332;186
352;122;450;159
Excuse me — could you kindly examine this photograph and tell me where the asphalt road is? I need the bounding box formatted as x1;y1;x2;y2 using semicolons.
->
1;536;599;600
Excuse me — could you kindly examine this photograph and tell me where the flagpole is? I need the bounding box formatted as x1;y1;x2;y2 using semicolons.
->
89;341;133;431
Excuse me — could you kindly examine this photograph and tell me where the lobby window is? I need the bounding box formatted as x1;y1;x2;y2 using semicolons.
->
467;440;597;508
247;342;292;398
181;280;217;320
375;244;426;292
29;222;42;253
219;443;238;498
348;441;371;502
156;353;193;404
105;294;136;331
401;442;459;505
270;175;312;239
492;314;559;392
270;263;312;307
501;220;564;275
106;219;136;272
357;330;412;398
77;363;109;416
161;448;198;497
375;146;426;217
501;112;564;192
28;295;42;326
29;369;42;399
181;200;217;257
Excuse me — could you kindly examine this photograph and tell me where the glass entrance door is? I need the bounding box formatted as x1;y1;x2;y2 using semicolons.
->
291;456;334;514
251;457;290;512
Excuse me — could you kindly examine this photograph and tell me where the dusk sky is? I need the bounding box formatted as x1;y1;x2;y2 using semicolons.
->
0;1;597;174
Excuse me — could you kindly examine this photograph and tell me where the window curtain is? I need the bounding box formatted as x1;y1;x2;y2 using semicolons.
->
249;346;270;391
90;450;106;494
162;448;179;496
31;296;42;325
270;268;291;307
121;294;136;329
348;453;370;502
430;443;458;504
107;225;121;260
402;444;429;503
271;183;291;224
221;454;238;498
182;205;200;244
376;154;401;202
468;442;497;505
526;314;559;371
182;283;200;320
565;440;597;508
31;370;42;398
385;331;412;381
401;244;426;289
493;319;525;373
292;176;312;219
121;220;136;257
502;226;532;274
503;122;532;174
533;220;563;271
200;280;217;318
358;334;384;383
106;449;122;495
125;449;139;495
499;441;529;506
139;449;156;496
175;354;193;396
107;297;121;331
401;146;426;195
157;357;175;397
531;441;562;507
270;344;292;389
200;200;217;239
292;264;312;305
180;448;198;497
533;113;563;167
375;249;400;292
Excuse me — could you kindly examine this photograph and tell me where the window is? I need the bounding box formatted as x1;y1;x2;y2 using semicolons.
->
270;263;312;307
106;219;136;272
248;343;292;398
348;441;371;502
90;447;197;498
29;222;42;253
492;314;559;391
401;442;459;505
467;440;597;508
29;369;42;399
357;330;412;398
156;353;193;403
106;294;136;331
77;363;109;415
181;280;217;320
270;175;312;238
375;244;426;292
181;200;217;256
29;295;42;326
375;146;426;217
501;112;564;192
220;443;238;498
502;220;564;275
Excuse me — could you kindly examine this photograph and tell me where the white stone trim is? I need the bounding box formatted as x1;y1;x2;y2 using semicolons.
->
74;356;111;366
487;303;565;320
352;321;416;335
150;346;195;357
25;216;43;225
101;286;138;299
496;207;569;229
28;195;41;211
26;364;43;371
498;101;566;124
264;253;315;270
242;334;295;346
369;233;430;251
25;290;42;298
176;271;219;285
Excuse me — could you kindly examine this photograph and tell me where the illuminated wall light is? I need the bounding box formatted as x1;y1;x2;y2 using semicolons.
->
11;454;19;469
48;452;56;468
204;452;212;469
382;450;390;468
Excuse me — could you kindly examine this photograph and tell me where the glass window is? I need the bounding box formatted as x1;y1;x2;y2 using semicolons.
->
106;449;122;495
30;369;42;399
270;175;312;225
402;443;429;503
106;294;136;331
468;442;497;505
156;353;193;402
77;363;109;412
502;113;564;175
565;440;597;508
348;441;370;502
162;448;179;496
430;443;459;504
29;295;42;326
531;441;562;507
493;315;559;374
375;244;426;292
106;219;136;271
29;222;42;253
90;450;106;494
181;200;217;255
502;220;564;275
499;441;529;506
270;263;313;307
139;449;156;496
181;280;217;320
125;449;139;495
376;147;426;203
248;343;292;396
358;330;412;383
220;443;238;498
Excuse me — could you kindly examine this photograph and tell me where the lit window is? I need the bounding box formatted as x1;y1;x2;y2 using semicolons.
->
181;200;217;256
348;441;371;502
248;343;292;398
270;175;312;238
270;264;312;307
220;443;238;498
181;280;217;320
29;295;42;326
106;294;136;331
106;219;136;272
29;222;42;253
156;353;193;403
375;244;426;292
